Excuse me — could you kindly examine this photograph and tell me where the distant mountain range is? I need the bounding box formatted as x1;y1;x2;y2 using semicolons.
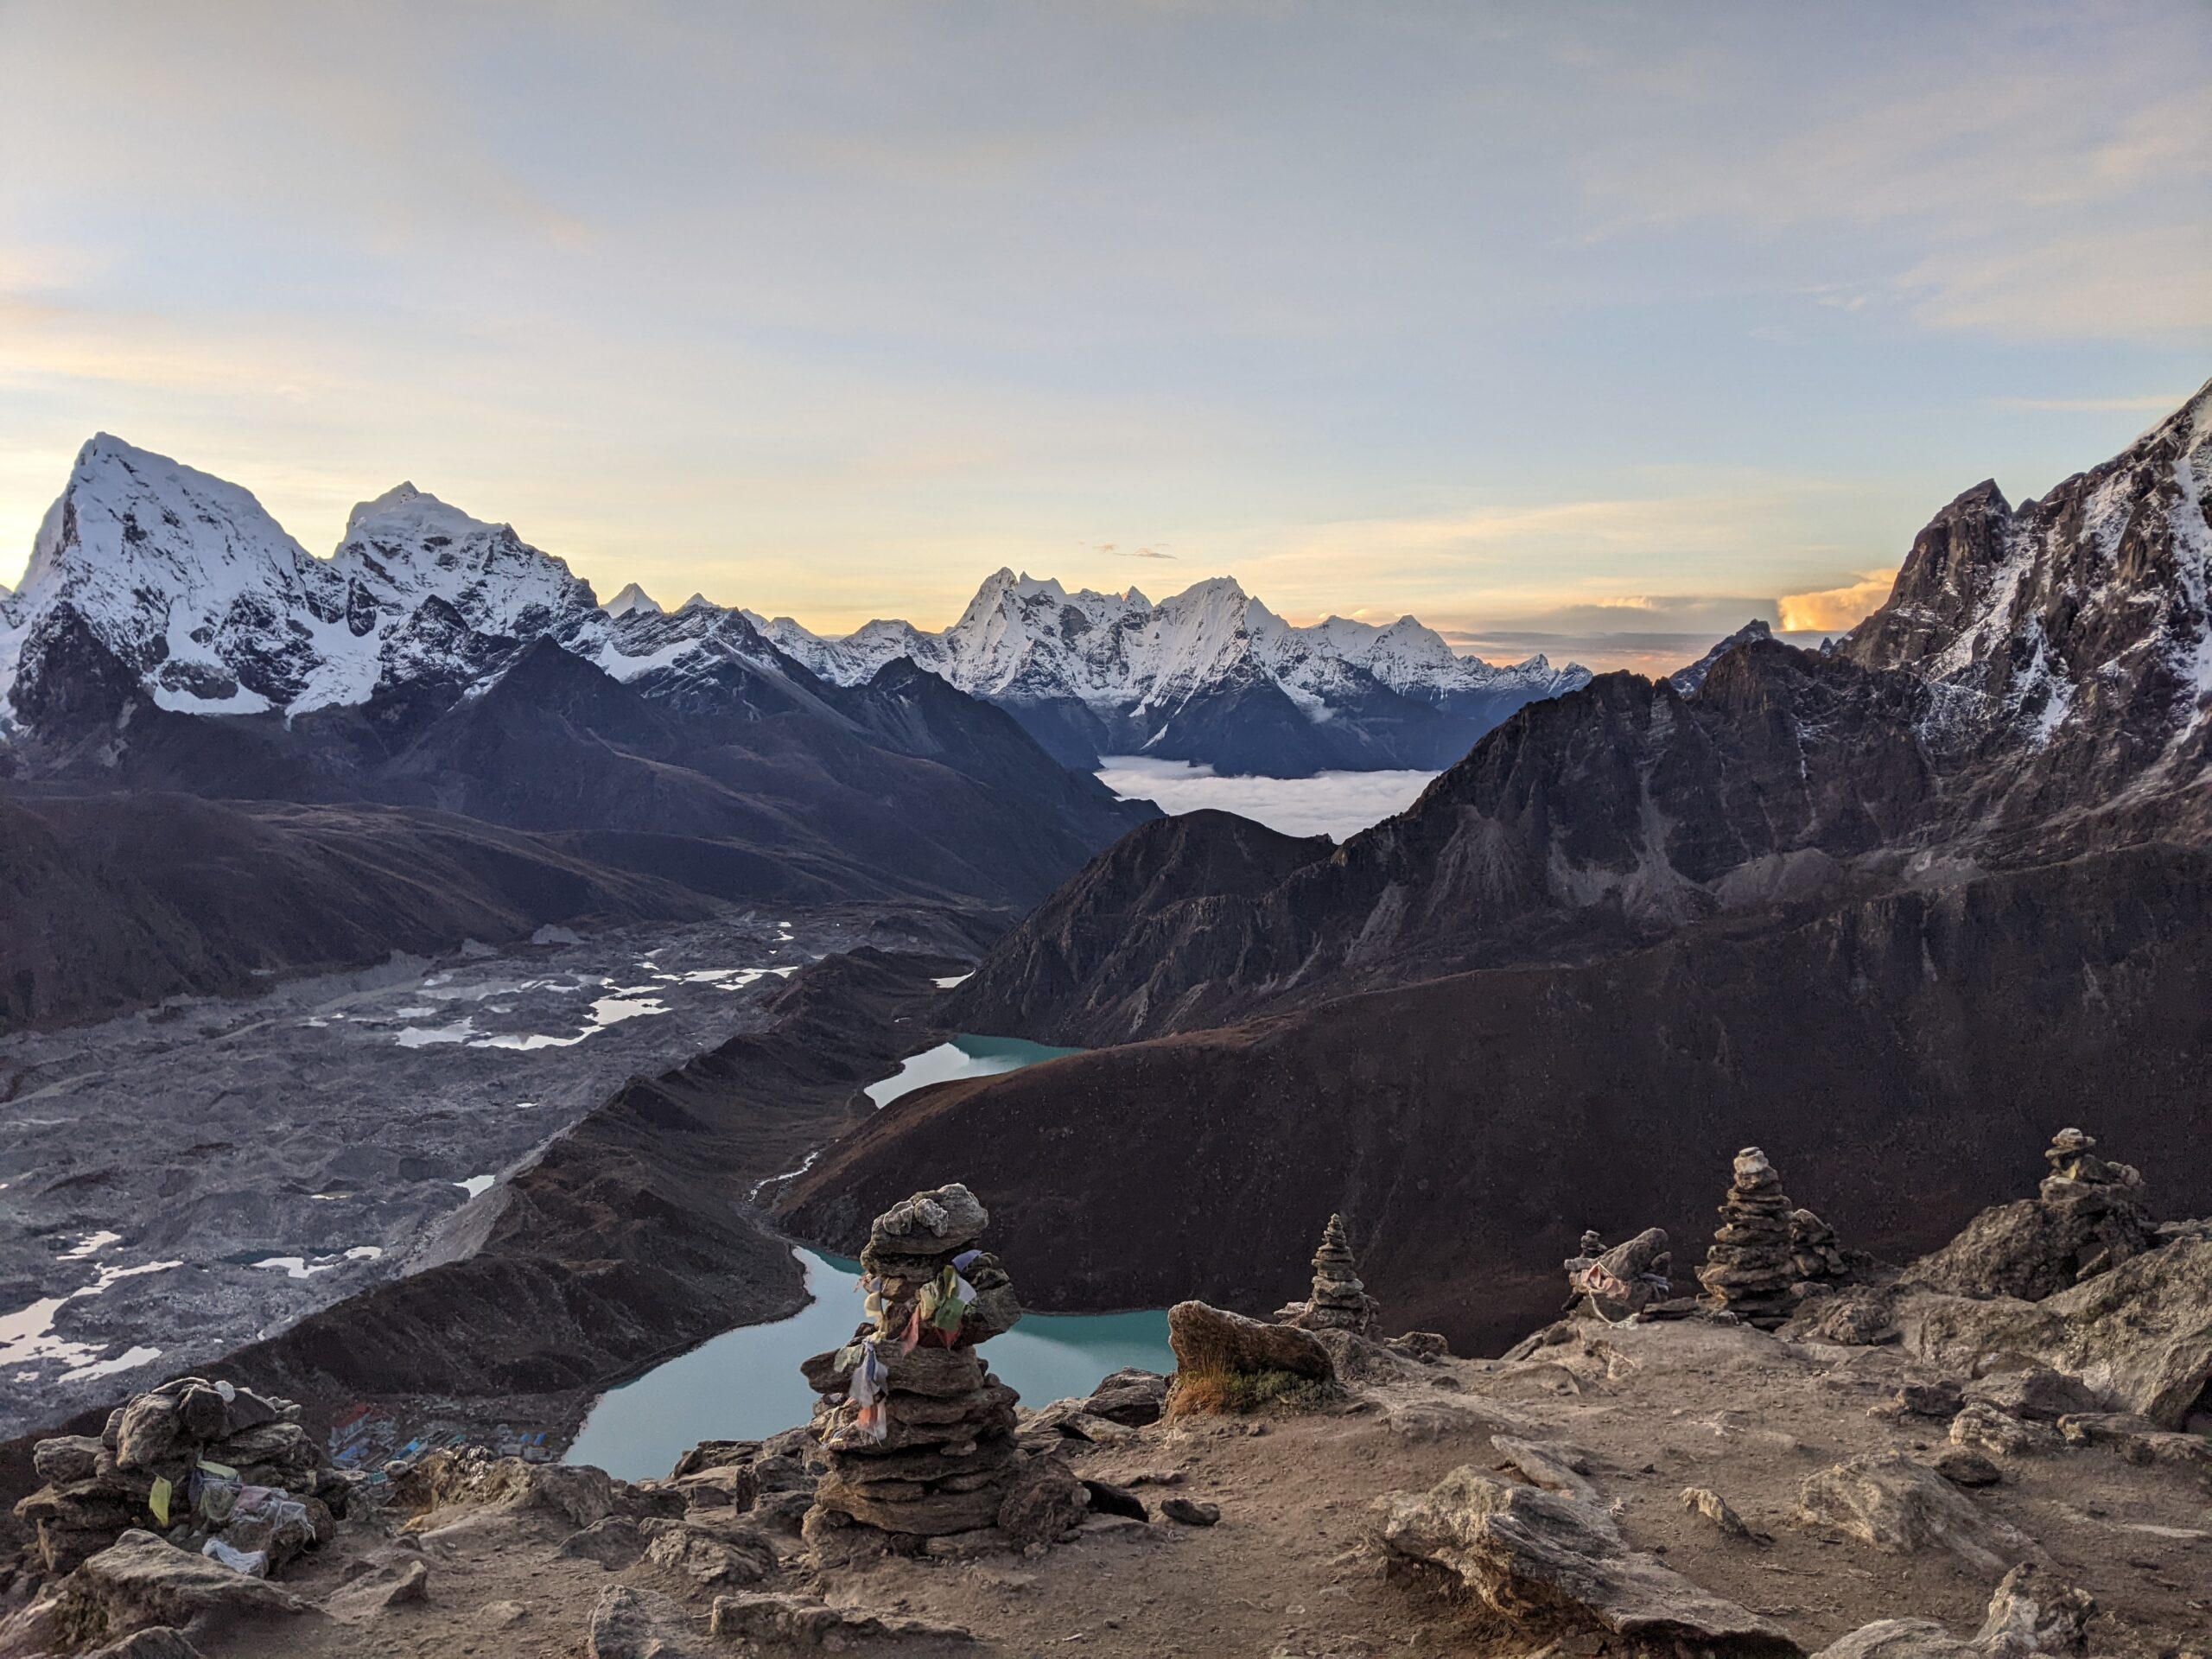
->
741;573;1590;776
782;378;2212;1345
0;448;1587;779
0;439;1155;1027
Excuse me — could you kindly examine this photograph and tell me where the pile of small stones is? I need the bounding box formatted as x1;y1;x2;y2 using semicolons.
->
1695;1147;1802;1330
14;1376;334;1578
801;1184;1027;1541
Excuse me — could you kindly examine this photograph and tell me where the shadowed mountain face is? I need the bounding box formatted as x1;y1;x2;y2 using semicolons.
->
786;843;2212;1353
950;383;2212;1047
0;791;720;1029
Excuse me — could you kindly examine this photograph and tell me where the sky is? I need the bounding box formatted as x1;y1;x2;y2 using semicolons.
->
1;1;2207;674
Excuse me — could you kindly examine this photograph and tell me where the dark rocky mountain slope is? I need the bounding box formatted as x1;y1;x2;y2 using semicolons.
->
0;791;716;1029
788;842;2212;1354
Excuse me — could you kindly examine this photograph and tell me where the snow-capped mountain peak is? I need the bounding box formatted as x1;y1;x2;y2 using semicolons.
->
603;582;663;619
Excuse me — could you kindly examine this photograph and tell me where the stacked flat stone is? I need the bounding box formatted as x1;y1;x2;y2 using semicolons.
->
801;1183;1026;1540
15;1376;328;1577
1695;1147;1800;1329
2036;1127;2152;1281
1788;1209;1849;1294
1287;1214;1378;1333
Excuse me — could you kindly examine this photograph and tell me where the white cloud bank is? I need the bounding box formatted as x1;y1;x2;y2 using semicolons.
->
1097;756;1437;843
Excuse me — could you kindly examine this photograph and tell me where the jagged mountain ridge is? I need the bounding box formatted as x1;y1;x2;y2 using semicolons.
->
0;441;1163;1027
748;569;1592;775
948;379;2212;1046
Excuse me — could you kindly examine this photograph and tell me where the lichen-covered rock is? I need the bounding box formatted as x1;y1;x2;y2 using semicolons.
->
1370;1466;1796;1653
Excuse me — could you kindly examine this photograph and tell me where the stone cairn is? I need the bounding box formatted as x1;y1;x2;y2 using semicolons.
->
1281;1214;1379;1333
1788;1209;1850;1297
15;1375;330;1579
2037;1126;2152;1280
801;1183;1026;1542
1695;1147;1803;1329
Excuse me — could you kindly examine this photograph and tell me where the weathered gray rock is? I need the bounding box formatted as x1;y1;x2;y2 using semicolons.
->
393;1447;617;1530
709;1591;976;1650
1371;1466;1796;1653
995;1457;1090;1548
1810;1562;2094;1659
1159;1496;1220;1526
1903;1237;2212;1426
1929;1448;2002;1487
1681;1486;1765;1542
1167;1300;1335;1382
644;1525;776;1588
60;1531;312;1647
1795;1454;2037;1573
1491;1435;1598;1503
560;1516;648;1569
323;1555;429;1620
31;1435;103;1486
587;1585;694;1659
82;1630;205;1659
1962;1366;2101;1422
1084;1367;1169;1426
1947;1402;2063;1458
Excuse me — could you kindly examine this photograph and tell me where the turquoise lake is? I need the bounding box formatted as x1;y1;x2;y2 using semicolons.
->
565;1033;1172;1483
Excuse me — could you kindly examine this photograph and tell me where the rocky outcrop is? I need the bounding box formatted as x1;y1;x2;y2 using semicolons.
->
1370;1465;1798;1654
1903;1237;2212;1427
1909;1128;2156;1301
53;1529;315;1649
1810;1564;2094;1659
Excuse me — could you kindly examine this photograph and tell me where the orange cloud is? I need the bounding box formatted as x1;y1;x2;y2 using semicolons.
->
1777;570;1897;632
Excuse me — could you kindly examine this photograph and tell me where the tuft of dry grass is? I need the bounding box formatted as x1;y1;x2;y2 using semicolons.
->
1166;1367;1335;1418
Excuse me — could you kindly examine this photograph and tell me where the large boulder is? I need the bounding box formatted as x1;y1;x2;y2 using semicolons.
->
1795;1455;2037;1574
57;1531;312;1649
1901;1238;2212;1426
1370;1466;1797;1655
1166;1301;1334;1382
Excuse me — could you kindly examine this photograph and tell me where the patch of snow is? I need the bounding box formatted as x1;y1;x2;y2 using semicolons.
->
454;1175;496;1198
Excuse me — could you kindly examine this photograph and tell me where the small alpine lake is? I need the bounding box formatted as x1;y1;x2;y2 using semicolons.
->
564;1249;1173;1481
565;1030;1169;1482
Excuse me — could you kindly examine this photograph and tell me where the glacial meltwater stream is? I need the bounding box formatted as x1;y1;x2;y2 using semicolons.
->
565;1033;1174;1482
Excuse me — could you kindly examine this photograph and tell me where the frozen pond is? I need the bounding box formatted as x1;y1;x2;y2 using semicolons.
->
564;1249;1172;1482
